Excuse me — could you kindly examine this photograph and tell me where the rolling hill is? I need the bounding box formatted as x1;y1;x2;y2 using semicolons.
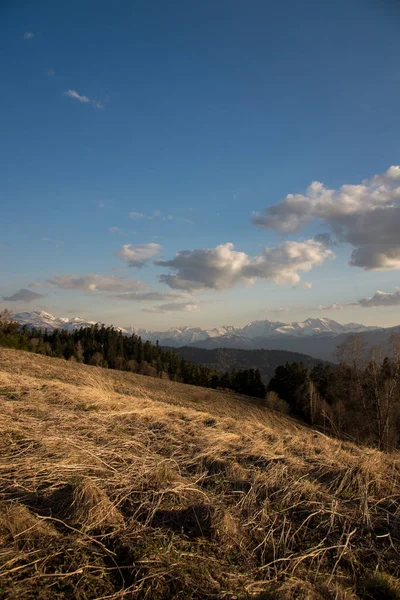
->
1;347;399;599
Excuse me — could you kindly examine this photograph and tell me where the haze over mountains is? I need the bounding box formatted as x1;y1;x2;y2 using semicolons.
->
11;310;398;362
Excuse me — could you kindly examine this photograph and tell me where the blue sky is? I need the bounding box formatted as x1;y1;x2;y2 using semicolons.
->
1;0;400;329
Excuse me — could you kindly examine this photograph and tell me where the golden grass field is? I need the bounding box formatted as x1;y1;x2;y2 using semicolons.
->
0;347;400;599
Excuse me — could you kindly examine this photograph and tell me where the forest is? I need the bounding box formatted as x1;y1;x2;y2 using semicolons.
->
267;333;400;450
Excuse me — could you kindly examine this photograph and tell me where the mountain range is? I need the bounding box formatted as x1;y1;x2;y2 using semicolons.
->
11;310;378;338
10;310;397;362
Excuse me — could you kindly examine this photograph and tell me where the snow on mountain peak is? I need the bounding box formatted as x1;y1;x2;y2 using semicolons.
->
10;311;380;344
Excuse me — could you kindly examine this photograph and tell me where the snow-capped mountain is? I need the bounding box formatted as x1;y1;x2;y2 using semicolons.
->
11;311;379;341
270;318;357;337
11;311;118;333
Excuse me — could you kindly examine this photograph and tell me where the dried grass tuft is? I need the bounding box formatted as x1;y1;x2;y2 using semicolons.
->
72;476;125;532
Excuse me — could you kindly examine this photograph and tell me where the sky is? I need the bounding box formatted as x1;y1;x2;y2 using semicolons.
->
1;0;400;330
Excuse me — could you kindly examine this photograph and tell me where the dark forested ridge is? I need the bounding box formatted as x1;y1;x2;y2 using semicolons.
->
181;327;400;362
0;310;266;400
167;346;325;383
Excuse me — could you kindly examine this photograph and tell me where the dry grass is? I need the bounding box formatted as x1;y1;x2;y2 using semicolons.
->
0;348;400;599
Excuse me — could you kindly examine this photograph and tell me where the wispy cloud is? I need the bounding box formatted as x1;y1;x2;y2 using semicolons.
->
115;243;162;268
114;291;192;302
47;68;56;77
109;226;123;234
42;236;62;248
142;302;200;314
128;210;193;223
98;200;105;208
47;274;147;293
65;89;105;110
3;289;44;303
315;303;345;311
24;32;34;40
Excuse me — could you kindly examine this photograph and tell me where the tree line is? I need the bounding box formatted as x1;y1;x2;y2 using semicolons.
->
0;310;266;400
267;333;400;451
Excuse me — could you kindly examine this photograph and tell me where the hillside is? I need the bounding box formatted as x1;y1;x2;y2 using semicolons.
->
1;348;400;599
168;346;325;383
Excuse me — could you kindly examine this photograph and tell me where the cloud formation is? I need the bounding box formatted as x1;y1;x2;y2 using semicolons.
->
252;166;400;270
115;243;161;268
156;240;332;290
3;289;44;303
64;89;104;109
47;274;147;293
142;302;200;314
24;32;34;40
357;288;400;308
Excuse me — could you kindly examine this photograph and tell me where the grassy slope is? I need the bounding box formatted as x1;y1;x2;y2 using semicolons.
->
0;348;400;600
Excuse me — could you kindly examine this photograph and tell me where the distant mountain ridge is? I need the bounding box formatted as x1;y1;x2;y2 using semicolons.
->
11;310;379;340
10;310;393;362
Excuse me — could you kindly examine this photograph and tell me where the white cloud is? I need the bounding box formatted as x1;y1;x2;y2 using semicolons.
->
142;302;200;314
65;89;90;103
65;89;104;109
129;212;145;219
252;166;400;270
115;243;161;268
47;274;147;293
109;226;121;234
156;243;251;290
357;288;400;307
269;307;289;314
156;240;332;291
24;32;34;40
98;200;105;208
3;289;44;303
48;68;56;76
